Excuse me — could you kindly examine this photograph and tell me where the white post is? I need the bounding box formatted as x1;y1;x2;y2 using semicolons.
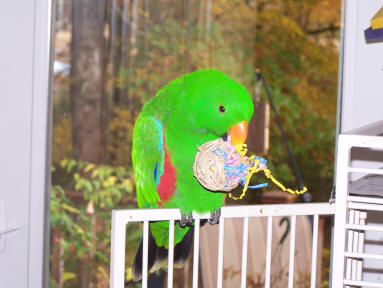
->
351;211;360;281
193;219;201;288
110;211;127;288
142;221;149;288
345;209;354;286
240;217;249;288
217;218;225;288
265;216;273;288
332;135;351;287
357;212;367;281
168;219;175;288
288;215;296;288
310;215;319;288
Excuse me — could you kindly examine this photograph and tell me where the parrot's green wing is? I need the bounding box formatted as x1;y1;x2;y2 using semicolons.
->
132;113;189;249
132;115;163;208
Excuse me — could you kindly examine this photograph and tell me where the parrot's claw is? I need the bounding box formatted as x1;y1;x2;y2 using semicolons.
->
208;208;221;225
180;213;193;227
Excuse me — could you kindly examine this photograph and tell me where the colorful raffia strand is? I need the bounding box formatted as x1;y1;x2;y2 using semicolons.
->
227;143;307;200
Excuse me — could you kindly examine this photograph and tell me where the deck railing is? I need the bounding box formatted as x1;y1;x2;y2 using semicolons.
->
110;202;335;288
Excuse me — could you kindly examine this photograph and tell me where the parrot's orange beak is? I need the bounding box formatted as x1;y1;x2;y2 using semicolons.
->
229;120;248;145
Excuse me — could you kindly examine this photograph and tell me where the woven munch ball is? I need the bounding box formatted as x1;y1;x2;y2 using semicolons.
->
193;138;242;191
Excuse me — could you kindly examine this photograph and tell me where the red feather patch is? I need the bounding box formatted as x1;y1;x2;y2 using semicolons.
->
157;132;176;202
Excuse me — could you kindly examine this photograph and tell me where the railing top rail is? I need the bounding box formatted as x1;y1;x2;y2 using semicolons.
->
338;134;383;149
112;202;335;223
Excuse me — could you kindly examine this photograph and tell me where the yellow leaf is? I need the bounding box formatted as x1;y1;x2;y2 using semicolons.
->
122;179;131;186
91;169;99;178
73;224;86;237
103;176;117;187
62;272;76;283
97;266;109;281
125;267;133;281
61;204;80;214
60;159;68;168
84;163;95;172
108;176;117;185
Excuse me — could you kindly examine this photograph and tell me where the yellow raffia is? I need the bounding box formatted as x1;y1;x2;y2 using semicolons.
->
228;144;308;200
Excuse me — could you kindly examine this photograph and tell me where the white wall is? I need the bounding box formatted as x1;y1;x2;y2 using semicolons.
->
341;0;383;133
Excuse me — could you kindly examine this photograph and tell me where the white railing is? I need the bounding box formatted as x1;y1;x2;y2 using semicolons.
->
110;202;335;288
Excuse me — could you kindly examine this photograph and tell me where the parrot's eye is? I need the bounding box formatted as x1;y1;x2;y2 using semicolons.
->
219;105;225;113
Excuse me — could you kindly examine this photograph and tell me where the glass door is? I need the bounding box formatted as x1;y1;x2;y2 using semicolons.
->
50;0;341;287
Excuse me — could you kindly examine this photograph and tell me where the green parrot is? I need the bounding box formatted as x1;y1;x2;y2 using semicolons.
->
131;69;254;280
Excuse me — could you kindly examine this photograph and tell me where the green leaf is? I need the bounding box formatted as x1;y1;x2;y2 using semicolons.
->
94;180;101;190
67;159;76;172
83;180;93;192
75;179;82;191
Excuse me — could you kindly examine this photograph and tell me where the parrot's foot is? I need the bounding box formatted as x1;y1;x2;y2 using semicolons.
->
208;208;221;225
179;213;193;227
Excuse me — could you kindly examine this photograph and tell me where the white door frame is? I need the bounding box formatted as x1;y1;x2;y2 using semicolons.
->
0;0;53;287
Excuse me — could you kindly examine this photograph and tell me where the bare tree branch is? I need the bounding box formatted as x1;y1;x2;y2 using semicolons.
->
306;24;340;35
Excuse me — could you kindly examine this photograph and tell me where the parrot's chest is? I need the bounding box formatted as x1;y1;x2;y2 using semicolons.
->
164;159;226;214
163;136;226;214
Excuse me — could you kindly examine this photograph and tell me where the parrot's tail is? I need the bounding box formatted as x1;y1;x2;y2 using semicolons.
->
132;225;194;282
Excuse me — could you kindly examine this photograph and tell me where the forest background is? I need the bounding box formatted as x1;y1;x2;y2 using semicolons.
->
51;0;341;287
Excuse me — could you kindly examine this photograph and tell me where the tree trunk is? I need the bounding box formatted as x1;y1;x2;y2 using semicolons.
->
112;0;130;105
70;0;107;164
70;1;106;287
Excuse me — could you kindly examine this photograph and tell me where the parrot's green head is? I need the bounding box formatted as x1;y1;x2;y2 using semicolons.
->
181;69;254;145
